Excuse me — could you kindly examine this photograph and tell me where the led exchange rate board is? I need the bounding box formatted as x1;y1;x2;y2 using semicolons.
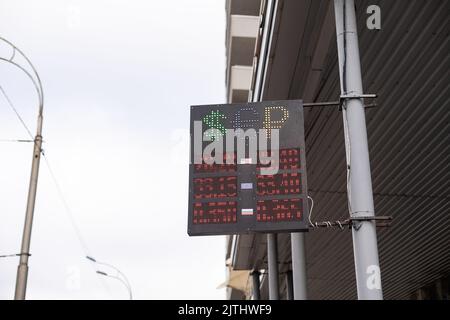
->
188;100;308;236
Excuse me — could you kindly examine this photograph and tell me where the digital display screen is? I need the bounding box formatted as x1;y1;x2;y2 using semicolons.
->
188;100;308;236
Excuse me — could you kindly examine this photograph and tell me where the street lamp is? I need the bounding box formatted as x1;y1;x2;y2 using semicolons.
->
0;36;44;300
96;271;133;300
87;256;133;300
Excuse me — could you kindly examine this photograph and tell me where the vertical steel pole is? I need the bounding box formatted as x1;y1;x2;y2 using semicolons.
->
267;233;279;300
14;107;43;300
333;0;383;300
254;0;280;303
285;270;294;300
250;270;261;300
291;232;307;299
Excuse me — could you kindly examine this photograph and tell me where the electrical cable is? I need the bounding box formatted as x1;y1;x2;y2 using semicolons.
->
342;1;353;218
0;84;34;139
306;194;350;230
0;139;33;143
0;79;91;260
0;82;112;297
41;152;92;256
40;151;113;297
0;253;31;259
307;195;314;227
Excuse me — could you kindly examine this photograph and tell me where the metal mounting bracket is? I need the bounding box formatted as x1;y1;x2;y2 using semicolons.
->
350;215;392;231
339;93;378;110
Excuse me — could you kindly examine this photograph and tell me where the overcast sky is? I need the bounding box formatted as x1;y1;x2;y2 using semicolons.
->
0;0;227;299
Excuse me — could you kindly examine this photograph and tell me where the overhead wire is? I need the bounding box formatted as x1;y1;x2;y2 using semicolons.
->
0;139;33;143
0;84;34;139
0;81;112;297
40;151;113;297
41;152;92;256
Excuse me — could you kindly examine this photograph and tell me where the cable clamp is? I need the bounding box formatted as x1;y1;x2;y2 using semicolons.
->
350;215;392;230
17;253;32;257
339;93;377;110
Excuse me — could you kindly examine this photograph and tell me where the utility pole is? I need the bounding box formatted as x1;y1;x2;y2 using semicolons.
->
333;0;383;299
0;37;45;300
14;96;43;300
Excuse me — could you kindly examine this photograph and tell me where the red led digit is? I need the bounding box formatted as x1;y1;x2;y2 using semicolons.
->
259;148;300;170
194;152;237;173
256;199;303;222
194;176;237;199
257;173;302;196
192;201;237;224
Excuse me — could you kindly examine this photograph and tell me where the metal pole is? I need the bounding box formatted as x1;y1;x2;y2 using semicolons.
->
253;0;280;303
253;0;277;102
291;232;307;299
333;0;383;300
267;233;279;300
285;270;294;300
14;107;43;300
250;270;261;300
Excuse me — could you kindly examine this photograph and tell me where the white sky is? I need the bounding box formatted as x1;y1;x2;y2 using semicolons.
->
0;0;228;299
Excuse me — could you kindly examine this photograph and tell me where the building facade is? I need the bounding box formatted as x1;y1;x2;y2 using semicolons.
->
224;0;449;300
